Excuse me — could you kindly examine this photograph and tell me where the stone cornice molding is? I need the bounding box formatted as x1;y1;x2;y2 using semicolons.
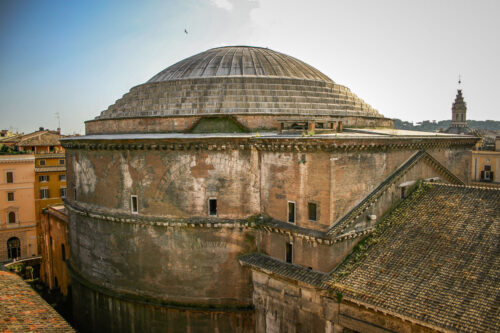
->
64;200;348;245
61;136;478;153
0;156;35;163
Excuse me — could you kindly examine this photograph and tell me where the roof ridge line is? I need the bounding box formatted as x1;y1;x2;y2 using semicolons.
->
424;181;500;191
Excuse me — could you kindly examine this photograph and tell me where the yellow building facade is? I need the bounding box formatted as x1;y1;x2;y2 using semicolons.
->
35;153;66;252
471;137;500;186
0;154;37;262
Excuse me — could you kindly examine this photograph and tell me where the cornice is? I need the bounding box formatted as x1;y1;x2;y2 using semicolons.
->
61;136;478;153
64;200;360;245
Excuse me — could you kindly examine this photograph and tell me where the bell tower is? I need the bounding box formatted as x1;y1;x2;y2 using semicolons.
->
451;76;467;128
446;76;472;134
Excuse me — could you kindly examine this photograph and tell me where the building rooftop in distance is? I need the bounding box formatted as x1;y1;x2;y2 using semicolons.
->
330;183;500;333
0;269;74;332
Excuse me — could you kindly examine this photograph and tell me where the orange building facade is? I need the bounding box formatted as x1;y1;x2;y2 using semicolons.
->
40;205;70;295
35;153;67;227
0;155;37;262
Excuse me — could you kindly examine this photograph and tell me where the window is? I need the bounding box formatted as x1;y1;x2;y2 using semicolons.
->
401;187;406;199
288;201;295;223
39;175;49;182
7;192;14;202
7;237;20;259
61;244;66;261
8;212;16;224
308;202;317;221
60;188;67;198
131;195;138;214
39;160;46;166
481;165;493;181
40;188;49;199
285;242;293;263
74;188;77;200
6;171;13;183
59;159;65;165
209;199;217;216
59;174;66;181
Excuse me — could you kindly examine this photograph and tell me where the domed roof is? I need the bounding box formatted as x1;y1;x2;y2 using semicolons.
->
96;46;384;122
148;46;333;83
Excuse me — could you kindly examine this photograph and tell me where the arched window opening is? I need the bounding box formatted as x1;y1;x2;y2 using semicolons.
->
7;237;20;259
8;211;16;224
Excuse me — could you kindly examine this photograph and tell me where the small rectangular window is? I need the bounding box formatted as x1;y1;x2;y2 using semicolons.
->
131;195;138;214
59;174;66;181
39;160;46;166
60;188;67;198
39;175;49;182
288;201;295;223
59;159;65;165
74;188;77;200
7;192;14;202
401;187;406;199
61;244;66;261
40;188;49;199
6;172;13;183
308;202;317;221
209;199;217;216
285;242;293;263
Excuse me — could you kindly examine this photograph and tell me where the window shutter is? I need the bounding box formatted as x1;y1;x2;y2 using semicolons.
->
491;171;494;181
480;171;485;180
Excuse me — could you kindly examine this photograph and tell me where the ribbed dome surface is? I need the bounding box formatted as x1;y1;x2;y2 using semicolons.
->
96;46;384;121
148;46;333;83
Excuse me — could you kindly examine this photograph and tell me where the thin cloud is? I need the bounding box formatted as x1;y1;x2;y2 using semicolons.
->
209;0;233;11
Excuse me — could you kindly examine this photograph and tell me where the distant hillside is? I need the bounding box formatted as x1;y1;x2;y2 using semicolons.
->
393;119;500;132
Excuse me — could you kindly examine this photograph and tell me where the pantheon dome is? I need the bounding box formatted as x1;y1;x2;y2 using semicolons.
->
88;46;390;134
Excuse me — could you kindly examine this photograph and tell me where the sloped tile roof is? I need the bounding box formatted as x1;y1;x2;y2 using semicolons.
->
0;270;74;332
330;183;500;332
239;253;329;288
17;131;61;147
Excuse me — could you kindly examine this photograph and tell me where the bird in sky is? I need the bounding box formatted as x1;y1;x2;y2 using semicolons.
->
184;29;188;34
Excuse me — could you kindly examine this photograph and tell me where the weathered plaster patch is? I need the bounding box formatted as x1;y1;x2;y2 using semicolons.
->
74;155;97;194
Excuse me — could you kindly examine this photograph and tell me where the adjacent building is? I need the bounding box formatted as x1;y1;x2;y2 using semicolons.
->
471;136;500;185
40;205;70;296
0;155;37;262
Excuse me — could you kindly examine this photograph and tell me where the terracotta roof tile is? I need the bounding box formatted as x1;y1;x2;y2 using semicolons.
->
0;270;74;332
239;253;329;288
330;183;500;332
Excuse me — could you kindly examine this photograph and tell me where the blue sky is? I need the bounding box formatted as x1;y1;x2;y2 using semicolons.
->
1;0;499;134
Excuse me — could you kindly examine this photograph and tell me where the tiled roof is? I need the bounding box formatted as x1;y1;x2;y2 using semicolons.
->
17;131;61;147
330;183;500;333
0;270;74;332
239;253;329;288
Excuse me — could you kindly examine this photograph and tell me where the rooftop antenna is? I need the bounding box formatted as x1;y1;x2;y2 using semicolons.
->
55;112;61;133
458;74;461;86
